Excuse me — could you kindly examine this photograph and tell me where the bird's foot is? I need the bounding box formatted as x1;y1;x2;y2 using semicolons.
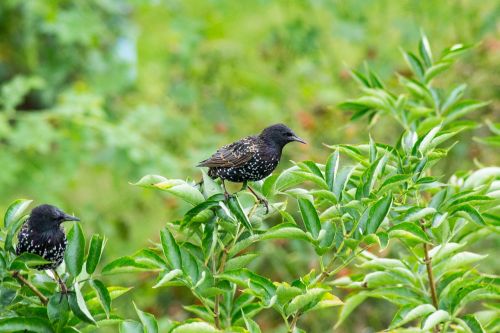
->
256;197;269;214
224;191;234;201
57;282;69;303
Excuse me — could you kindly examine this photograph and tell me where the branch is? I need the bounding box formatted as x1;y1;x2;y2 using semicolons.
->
420;221;439;333
11;271;48;305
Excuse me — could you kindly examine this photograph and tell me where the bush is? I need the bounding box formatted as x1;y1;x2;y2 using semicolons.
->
1;35;498;333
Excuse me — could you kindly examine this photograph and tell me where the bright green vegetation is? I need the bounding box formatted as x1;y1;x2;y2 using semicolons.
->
0;1;498;332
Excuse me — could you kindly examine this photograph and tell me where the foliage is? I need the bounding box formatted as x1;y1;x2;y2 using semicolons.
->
0;1;499;331
0;200;133;332
102;36;498;332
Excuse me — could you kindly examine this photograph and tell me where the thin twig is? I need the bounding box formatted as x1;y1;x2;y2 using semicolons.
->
420;220;439;333
11;271;48;305
213;224;242;329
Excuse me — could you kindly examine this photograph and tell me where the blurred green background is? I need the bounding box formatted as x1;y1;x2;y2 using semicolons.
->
1;0;498;331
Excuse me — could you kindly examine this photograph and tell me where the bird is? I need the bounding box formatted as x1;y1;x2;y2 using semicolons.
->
197;123;306;212
16;204;80;293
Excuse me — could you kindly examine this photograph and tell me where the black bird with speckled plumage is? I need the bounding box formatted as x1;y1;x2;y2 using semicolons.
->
16;204;80;270
197;124;306;198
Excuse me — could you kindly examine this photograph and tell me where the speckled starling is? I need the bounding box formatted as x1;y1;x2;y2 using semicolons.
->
197;124;306;210
16;204;79;292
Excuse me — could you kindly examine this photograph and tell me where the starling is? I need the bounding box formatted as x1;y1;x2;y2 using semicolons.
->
16;204;80;292
197;123;306;211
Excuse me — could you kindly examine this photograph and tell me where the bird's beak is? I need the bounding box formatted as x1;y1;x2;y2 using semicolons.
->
292;135;307;144
62;213;80;222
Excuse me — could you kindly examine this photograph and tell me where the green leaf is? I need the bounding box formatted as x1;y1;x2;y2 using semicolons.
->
69;282;96;325
366;194;393;234
276;283;303;305
90;279;111;318
102;256;157;274
403;51;425;79
64;222;86;277
298;198;321;239
462;314;486;333
261;223;309;242
10;253;50;270
47;293;70;331
453;205;486;226
335;291;370;328
134;302;158;333
403;207;436;223
201;169;222;197
171;322;220;333
442;252;487;272
5;214;27;253
333;166;355;201
418;31;433;67
390;304;435;329
443;100;489;122
389;222;430;243
425;61;452;82
418;125;442;155
325;150;340;191
3;199;32;229
184;198;221;226
202;218;217;263
225;253;259;271
119;320;143;333
227;196;252;231
242;310;262;333
86;234;106;275
153;269;183;288
0;317;54;333
133;176;205;205
181;250;199;284
422;310;450;330
161;227;182;269
286;288;328;315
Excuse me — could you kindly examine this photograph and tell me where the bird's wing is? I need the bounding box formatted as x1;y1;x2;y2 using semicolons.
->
197;136;258;168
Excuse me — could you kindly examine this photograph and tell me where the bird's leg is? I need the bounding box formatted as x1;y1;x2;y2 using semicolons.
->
222;180;231;201
240;181;248;192
52;269;68;302
247;185;269;214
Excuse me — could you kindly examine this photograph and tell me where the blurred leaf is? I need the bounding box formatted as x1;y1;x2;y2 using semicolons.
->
69;282;95;325
90;279;111;318
86;234;105;275
47;293;69;331
64;222;85;277
390;304;435;329
333;166;355;201
161;227;182;270
0;317;54;333
325;150;340;192
335;291;370;328
260;223;309;242
119;320;143;333
403;51;425;80
242;310;261;333
227;196;252;231
453;205;486;226
366;194;393;234
298;198;321;239
171;322;220;333
3;199;32;229
10;253;50;270
422;310;449;330
388;222;429;243
134;302;158;333
286;288;328;316
153;269;183;288
462;314;486;333
419;31;433;67
225;253;259;271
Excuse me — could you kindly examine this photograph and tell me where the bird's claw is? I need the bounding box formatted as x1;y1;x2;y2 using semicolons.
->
259;197;270;214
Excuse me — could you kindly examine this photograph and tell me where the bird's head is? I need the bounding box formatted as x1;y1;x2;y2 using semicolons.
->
29;204;80;231
259;123;306;148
